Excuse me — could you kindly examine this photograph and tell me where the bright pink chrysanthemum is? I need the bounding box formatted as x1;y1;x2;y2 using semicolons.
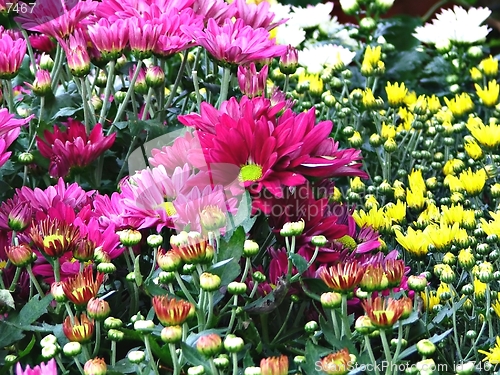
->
0;109;32;168
16;358;57;375
87;18;129;61
95;0;194;21
192;0;236;25
36;119;116;178
16;0;97;39
181;18;287;65
179;96;367;198
58;29;91;77
232;0;286;31
0;32;26;79
128;17;162;59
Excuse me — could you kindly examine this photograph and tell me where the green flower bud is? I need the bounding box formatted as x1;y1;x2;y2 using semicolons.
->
41;344;59;359
196;333;222;357
244;367;262;375
40;334;58;348
107;329;124;341
104;317;123;329
134;319;155;333
118;229;142;246
199;272;221;292
214;354;230;369
227;282;247;295
311;235;327;247
128;350;146;364
456;361;476;375
304;321;319;333
97;262;116;274
147;234;163;248
158;271;176;284
223;334;245;353
161;325;183;344
252;271;266;283
355;315;375;335
320;292;342;309
18;152;34;164
63;342;82;357
416;339;436;356
243;240;259;257
188;365;205;375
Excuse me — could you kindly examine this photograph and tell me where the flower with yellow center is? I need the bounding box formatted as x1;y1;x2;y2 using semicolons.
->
470;66;483;81
385;82;408;107
238;164;263;183
353;206;390;233
464;137;483;160
479;55;499;77
361;296;408;328
395;227;428;258
444;93;474;118
361;45;383;76
467;116;500;149
475;80;500;107
381;122;396;140
458;167;487;196
384;200;406;224
479;337;500;364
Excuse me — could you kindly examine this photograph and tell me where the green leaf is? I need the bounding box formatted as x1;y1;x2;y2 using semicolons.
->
218;226;245;262
113;121;129;130
180;342;211;373
0;290;14;309
290;253;308;274
50;106;82;120
107;358;138;374
0;322;24;348
12;293;53;326
319;315;358;354
303;340;332;375
18;335;36;359
134;255;143;287
397;328;453;361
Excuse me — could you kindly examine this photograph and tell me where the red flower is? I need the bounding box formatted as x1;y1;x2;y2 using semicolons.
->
361;296;407;328
61;266;105;306
260;355;289;375
317;261;365;294
152;295;194;326
36;118;116;178
30;217;81;258
63;313;94;343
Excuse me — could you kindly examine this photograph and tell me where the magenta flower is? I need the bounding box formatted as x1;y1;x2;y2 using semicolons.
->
25;69;52;97
36;119;116;178
59;29;91;77
0;32;26;79
238;63;268;98
16;0;97;39
0;109;32;168
192;0;236;25
182;18;288;65
29;35;55;53
233;0;286;30
128;17;162;59
87;18;129;61
16;358;57;375
149;132;199;173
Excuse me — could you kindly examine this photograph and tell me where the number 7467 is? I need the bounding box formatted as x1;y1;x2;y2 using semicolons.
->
6;2;36;14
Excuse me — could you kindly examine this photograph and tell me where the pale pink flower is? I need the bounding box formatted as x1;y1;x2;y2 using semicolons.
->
149;131;199;173
182;18;287;65
58;29;91;77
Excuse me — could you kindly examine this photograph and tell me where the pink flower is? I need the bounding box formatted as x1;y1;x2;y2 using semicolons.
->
29;35;55;53
16;0;96;39
237;63;268;98
128;17;162;59
36;119;116;178
0;32;26;79
25;69;52;97
149;131;199;173
16;358;57;375
0;109;32;168
181;18;287;65
192;0;236;25
87;18;129;61
233;0;286;30
59;29;91;77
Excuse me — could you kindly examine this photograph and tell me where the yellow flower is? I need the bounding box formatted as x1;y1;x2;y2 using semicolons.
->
475;80;500;107
384;200;407;224
453;227;470;248
397;108;414;132
479;337;500;364
474;277;487;300
426;95;441;113
480;216;500;237
385;82;407;107
479;55;499;77
350;177;365;192
361;45;383;76
395;227;428;258
362;88;379;109
381;123;396;140
444;174;464;193
298;72;323;97
424;223;459;252
408;169;426;193
365;195;379;210
466;116;500;149
434;108;454;124
443;158;465;176
458;168;487;196
464;137;483;160
406;188;426;210
420;283;449;311
416;203;440;227
408;94;427;114
353;206;390;233
470;67;483;81
493;299;500;318
404;91;417;107
444;93;474;118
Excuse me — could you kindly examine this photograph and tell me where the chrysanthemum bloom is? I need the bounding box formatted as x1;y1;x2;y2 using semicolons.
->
233;0;285;30
30;218;81;258
359;264;388;292
361;296;405;328
0;32;26;79
25;69;52;97
467;116;500;149
464;137;483;160
458;167;487;196
385;82;408;107
61;266;105;306
154;8;204;57
87;18;129;61
157;248;183;272
479;55;499;77
16;0;97;39
6;244;33;267
83;358;107;375
29;34;56;53
319;348;352;375
149;131;199;173
7;202;31;231
361;45;384;76
238;63;268;98
395;227;429;259
444;93;475;118
479;336;500;364
192;0;236;25
383;259;406;288
181;18;287;66
59;29;91;77
63;313;95;343
317;261;364;293
15;358;57;375
152;295;194;326
413;6;491;47
37;119;116;178
475;80;500;107
260;355;288;375
298;44;355;74
170;231;214;264
128;17;161;60
196;333;222;357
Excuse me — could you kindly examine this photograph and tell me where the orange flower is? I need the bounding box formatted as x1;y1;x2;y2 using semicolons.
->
383;259;405;288
319;349;353;375
359;264;388;292
61;266;105;306
170;231;214;264
30;218;80;258
152;295;194;326
260;355;288;375
318;261;364;293
63;313;94;343
361;296;406;328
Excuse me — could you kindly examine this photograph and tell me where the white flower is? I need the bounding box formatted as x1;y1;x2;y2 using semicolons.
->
270;3;292;24
275;24;306;48
413;6;491;46
299;44;356;74
318;16;343;37
289;2;334;29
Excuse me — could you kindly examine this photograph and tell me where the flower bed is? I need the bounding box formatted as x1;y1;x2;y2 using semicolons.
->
0;0;500;374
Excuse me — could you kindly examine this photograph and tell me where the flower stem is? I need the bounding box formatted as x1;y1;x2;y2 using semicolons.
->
53;258;61;283
144;335;160;375
92;320;101;357
218;66;231;109
227;295;239;333
364;336;381;375
231;352;238;375
192;70;202;113
271;301;294;345
98;60;116;125
27;96;44;152
379;329;394;375
8;267;21;292
330;309;341;339
168;343;180;375
174;271;197;306
4;80;14;113
165;52;189;111
240;257;251;283
206;292;215;329
73;357;85;375
111;340;117;366
340;294;351;339
209;358;219;375
26;264;44;296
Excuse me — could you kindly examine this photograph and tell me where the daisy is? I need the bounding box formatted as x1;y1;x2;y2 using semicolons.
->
299;44;356;74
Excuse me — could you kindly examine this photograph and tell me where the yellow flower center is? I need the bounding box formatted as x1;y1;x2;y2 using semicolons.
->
0;260;7;269
163;202;177;216
43;234;65;248
239;164;263;182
